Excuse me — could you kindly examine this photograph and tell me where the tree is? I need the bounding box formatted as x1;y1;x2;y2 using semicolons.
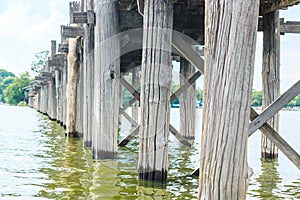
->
251;90;262;106
0;76;15;102
0;69;15;79
31;51;49;74
4;72;31;105
0;69;15;102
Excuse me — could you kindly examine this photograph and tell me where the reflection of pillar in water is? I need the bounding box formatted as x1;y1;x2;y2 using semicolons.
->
256;160;281;198
90;161;121;199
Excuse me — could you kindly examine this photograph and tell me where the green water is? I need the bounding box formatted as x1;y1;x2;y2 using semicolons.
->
0;105;299;199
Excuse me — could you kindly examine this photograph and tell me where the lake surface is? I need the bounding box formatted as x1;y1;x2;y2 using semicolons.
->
0;105;299;199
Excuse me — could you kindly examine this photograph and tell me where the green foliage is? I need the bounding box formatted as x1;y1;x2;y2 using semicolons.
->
0;69;15;79
31;51;49;74
196;88;203;102
17;101;28;107
286;94;300;107
251;90;262;107
171;85;180;104
0;69;15;102
4;72;31;105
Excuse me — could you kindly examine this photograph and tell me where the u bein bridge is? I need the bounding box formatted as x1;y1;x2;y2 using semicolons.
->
24;0;300;198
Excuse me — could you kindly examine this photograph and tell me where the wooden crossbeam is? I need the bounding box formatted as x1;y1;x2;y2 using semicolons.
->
35;76;51;81
249;80;300;135
193;106;300;175
121;70;201;109
118;113;191;147
250;108;300;170
260;0;300;15
58;44;69;53
120;78;140;99
41;72;52;77
119;78;191;146
170;71;202;102
72;11;95;24
258;18;300;34
48;58;65;67
123;97;138;110
61;25;84;38
281;21;300;34
172;32;204;73
119;107;138;127
119;126;140;146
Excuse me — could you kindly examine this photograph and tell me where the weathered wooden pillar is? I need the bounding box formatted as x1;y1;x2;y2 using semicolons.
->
138;0;173;181
66;37;80;137
132;67;140;126
50;40;57;120
76;57;83;137
261;11;280;159
180;58;196;140
198;0;259;198
93;0;120;159
83;0;94;147
54;69;62;122
62;58;68;127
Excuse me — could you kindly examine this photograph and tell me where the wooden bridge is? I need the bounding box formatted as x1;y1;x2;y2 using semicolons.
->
24;0;300;198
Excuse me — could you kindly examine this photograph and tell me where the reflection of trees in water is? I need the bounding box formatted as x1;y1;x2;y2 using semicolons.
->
255;159;281;199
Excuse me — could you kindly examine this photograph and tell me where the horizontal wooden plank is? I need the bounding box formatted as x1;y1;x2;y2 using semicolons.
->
41;72;52;77
72;11;95;24
258;18;300;34
61;25;84;38
249;80;300;135
35;76;51;81
281;22;300;34
58;43;69;53
73;12;88;24
48;58;65;67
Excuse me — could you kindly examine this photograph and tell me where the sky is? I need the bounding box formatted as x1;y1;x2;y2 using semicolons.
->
0;1;299;92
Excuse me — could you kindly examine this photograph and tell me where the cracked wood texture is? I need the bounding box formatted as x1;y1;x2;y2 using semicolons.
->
93;0;120;159
83;0;94;147
262;11;280;159
199;0;260;198
132;67;140;128
66;37;80;137
138;0;173;181
180;58;196;140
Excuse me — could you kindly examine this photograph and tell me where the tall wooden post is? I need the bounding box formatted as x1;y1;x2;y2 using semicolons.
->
180;58;196;140
50;40;57;120
62;57;68;127
66;37;80;137
132;67;140;126
83;0;94;147
261;11;280;159
138;0;173;181
93;0;120;159
199;0;259;198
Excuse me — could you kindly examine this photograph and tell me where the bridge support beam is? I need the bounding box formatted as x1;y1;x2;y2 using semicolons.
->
93;0;120;159
261;11;280;159
180;58;196;140
138;0;173;181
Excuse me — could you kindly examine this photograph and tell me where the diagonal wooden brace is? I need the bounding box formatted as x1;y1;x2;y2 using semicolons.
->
192;107;300;175
250;107;300;170
118;105;191;146
249;79;300;135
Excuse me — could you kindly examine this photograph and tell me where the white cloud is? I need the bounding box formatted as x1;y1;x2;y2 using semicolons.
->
0;0;69;74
